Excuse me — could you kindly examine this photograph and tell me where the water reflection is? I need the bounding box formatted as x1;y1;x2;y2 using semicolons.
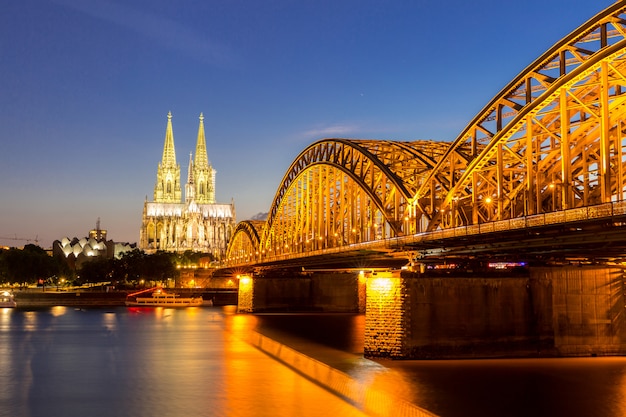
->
1;307;368;417
50;306;67;317
243;313;626;417
4;307;626;417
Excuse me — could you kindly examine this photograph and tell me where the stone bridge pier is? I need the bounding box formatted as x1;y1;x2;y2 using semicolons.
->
237;266;626;359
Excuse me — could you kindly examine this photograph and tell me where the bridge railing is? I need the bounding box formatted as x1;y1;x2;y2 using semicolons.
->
230;201;626;267
399;200;626;247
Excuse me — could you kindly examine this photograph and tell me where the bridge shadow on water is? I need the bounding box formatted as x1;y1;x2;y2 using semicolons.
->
223;310;438;417
223;310;626;417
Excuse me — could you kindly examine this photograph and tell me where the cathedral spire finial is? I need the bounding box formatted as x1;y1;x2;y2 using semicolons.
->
161;111;177;167
154;112;182;203
192;112;215;204
194;112;209;169
185;152;195;203
188;152;194;183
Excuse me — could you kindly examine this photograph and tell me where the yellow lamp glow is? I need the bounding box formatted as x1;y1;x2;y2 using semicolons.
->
370;277;393;292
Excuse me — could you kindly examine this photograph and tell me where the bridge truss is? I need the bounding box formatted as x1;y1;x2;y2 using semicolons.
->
226;2;626;267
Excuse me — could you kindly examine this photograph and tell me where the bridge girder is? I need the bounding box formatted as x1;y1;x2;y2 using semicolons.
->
415;3;626;232
258;139;447;258
226;2;626;268
226;220;263;264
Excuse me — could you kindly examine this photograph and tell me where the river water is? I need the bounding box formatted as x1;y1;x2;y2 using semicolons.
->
1;307;625;417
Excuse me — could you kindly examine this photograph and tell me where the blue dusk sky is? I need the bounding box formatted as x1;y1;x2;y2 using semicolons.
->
0;0;617;248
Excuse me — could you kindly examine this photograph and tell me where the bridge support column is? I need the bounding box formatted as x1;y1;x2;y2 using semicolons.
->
364;266;626;359
237;275;254;313
235;270;361;313
364;272;410;358
537;266;626;356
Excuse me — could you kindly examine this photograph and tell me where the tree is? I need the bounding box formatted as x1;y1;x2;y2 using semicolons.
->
105;250;178;286
0;244;58;285
78;257;114;284
143;251;177;282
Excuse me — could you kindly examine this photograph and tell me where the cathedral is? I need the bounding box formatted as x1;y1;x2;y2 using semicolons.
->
139;112;236;259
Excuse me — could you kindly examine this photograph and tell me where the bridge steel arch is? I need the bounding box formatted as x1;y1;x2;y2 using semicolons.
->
226;220;264;264
250;139;449;260
414;2;626;232
225;2;626;266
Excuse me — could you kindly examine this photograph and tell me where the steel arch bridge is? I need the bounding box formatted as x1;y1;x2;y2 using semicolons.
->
226;2;626;267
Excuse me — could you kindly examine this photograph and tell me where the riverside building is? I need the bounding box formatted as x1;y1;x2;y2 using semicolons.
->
139;112;236;260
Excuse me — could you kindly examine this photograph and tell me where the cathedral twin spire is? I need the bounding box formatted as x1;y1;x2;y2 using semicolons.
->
154;112;215;205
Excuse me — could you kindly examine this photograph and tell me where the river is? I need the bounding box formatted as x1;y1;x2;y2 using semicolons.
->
1;307;625;417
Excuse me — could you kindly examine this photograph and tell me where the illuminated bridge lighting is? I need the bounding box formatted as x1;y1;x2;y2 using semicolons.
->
225;2;626;268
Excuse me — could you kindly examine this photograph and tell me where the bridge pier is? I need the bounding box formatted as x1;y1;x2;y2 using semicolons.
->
234;265;625;358
236;270;363;313
363;266;626;359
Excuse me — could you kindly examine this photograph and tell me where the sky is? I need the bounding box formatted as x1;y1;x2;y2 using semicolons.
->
0;0;618;248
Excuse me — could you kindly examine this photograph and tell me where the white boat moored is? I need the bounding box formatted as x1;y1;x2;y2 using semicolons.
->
0;291;17;308
125;288;203;307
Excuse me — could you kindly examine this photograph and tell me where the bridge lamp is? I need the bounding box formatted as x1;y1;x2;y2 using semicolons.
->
370;277;393;293
485;197;493;204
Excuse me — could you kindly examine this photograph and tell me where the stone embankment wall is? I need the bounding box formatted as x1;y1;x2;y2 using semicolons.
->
13;289;237;308
14;291;127;307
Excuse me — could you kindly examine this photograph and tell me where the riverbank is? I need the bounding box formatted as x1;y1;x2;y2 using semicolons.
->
11;289;237;308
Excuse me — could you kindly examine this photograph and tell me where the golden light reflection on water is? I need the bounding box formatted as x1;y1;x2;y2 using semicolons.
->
223;330;369;417
0;309;13;382
0;308;11;332
50;306;67;317
612;357;626;416
102;311;116;331
228;311;258;337
23;311;36;331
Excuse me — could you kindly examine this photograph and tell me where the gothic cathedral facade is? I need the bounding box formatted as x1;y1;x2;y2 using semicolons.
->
139;112;236;259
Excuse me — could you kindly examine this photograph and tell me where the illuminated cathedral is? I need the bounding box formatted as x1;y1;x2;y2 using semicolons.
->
139;112;236;259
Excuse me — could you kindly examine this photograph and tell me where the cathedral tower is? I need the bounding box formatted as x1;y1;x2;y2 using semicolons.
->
140;112;236;258
193;113;216;204
154;112;182;203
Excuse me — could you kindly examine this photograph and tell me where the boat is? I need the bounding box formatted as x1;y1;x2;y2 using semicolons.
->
0;290;17;308
125;288;203;307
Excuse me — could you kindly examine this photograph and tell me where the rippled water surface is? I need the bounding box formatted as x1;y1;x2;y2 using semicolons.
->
0;306;369;417
249;313;626;417
2;307;626;417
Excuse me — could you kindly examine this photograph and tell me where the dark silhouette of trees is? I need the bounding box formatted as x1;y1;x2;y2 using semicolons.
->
0;245;212;288
0;244;60;285
78;249;179;286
